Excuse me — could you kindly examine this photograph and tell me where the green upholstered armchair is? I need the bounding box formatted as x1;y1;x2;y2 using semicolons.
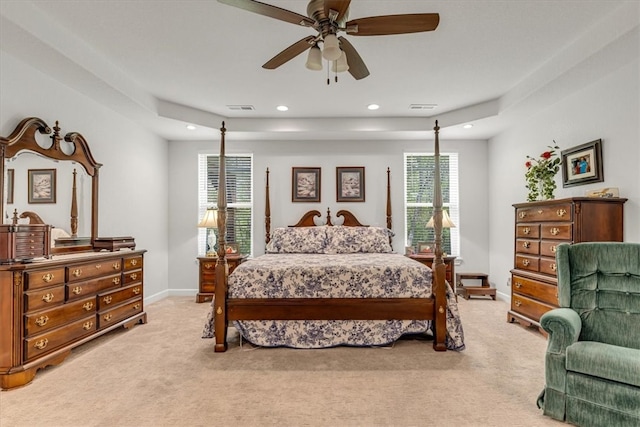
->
537;242;640;426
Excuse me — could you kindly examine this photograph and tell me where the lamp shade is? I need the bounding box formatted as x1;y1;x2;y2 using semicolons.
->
322;34;341;61
331;50;349;73
198;208;218;227
305;45;323;70
426;210;456;228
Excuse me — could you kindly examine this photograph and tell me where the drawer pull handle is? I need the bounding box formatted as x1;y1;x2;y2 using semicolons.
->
204;263;214;269
83;321;94;330
103;296;113;304
556;209;567;217
34;338;48;350
73;269;82;278
550;227;560;236
514;300;522;307
82;301;93;311
133;287;141;295
133;303;141;310
523;227;531;235
131;259;138;266
551;263;557;272
112;277;120;285
551;245;557;253
72;286;83;295
35;315;49;327
42;293;54;303
42;273;54;283
103;314;113;322
515;282;522;289
130;273;138;280
522;241;530;249
95;264;102;269
522;259;530;267
112;262;121;270
518;212;527;219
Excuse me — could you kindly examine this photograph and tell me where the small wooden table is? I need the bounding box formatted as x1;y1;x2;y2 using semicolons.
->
456;273;496;300
406;254;456;292
196;254;247;303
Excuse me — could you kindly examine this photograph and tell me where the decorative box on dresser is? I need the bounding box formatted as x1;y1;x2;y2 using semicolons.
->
508;197;626;332
196;254;247;303
0;250;146;389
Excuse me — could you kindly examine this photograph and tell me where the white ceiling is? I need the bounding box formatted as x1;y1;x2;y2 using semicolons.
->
1;0;636;141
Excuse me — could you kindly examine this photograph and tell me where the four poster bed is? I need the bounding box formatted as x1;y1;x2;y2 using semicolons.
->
203;121;464;351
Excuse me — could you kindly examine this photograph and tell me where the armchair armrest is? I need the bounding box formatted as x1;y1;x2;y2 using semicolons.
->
540;308;582;354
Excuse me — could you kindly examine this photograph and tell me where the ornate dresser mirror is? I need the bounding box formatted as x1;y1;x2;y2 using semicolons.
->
0;117;101;259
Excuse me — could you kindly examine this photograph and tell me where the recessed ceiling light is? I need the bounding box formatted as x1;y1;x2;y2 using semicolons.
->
276;105;289;111
463;124;473;129
186;124;197;130
367;104;380;110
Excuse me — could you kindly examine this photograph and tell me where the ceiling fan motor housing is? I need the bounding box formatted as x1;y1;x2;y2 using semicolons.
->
307;0;348;37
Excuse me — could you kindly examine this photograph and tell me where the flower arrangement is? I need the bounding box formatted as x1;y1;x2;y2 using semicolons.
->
525;143;561;202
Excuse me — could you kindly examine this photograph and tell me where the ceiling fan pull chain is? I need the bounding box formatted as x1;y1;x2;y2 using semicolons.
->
326;60;330;85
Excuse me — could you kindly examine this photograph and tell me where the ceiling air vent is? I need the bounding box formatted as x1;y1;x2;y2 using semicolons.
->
227;105;255;111
409;104;437;110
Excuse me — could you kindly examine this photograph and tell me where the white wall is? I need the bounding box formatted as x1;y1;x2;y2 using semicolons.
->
0;51;170;301
168;137;489;295
488;58;640;301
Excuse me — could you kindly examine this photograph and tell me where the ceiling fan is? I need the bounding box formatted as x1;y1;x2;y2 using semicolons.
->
218;0;439;82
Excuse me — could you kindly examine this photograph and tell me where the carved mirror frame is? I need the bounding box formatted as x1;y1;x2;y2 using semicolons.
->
0;117;101;253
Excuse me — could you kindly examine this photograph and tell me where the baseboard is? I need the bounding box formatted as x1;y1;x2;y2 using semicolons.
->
144;289;198;305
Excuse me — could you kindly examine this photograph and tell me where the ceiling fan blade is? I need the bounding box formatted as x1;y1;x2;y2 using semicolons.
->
262;36;316;69
338;36;369;80
346;13;440;36
218;0;315;27
324;0;351;22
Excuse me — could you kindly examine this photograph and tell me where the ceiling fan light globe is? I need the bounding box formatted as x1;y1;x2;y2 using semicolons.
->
305;45;323;70
322;34;341;61
331;50;349;73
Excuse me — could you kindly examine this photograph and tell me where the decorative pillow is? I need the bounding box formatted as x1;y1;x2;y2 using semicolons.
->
325;226;394;254
265;227;328;253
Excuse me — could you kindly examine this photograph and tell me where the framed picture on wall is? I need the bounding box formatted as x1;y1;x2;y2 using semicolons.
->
292;167;321;202
28;168;56;204
336;166;365;202
6;169;14;204
561;139;604;187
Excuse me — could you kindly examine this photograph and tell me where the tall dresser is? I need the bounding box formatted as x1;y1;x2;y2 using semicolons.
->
508;197;626;332
0;250;147;389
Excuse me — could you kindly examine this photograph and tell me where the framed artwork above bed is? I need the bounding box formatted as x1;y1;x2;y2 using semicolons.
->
292;167;321;203
336;166;365;202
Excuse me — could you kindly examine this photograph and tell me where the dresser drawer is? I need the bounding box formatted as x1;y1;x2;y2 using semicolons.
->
541;224;572;240
24;315;96;362
511;293;556;323
512;275;558;305
515;254;539;273
123;255;143;271
516;224;540;239
98;284;142;310
98;298;143;329
25;267;66;290
67;259;122;282
66;273;122;301
539;257;559;276
122;269;142;286
516;203;573;222
540;241;563;258
516;239;539;255
24;285;66;312
24;296;96;336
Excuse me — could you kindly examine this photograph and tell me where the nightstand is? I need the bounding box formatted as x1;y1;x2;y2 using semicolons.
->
196;254;247;303
406;254;456;292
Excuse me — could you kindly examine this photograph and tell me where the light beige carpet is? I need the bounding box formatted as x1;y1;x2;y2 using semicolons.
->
0;296;563;427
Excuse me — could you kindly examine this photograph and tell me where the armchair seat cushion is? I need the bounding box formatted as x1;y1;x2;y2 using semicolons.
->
567;341;640;387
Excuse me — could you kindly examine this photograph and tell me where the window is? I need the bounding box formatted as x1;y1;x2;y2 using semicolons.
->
404;153;459;256
198;154;253;256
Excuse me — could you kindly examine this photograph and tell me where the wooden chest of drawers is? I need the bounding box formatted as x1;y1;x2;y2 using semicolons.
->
0;250;146;389
0;224;51;263
197;255;246;303
508;197;626;332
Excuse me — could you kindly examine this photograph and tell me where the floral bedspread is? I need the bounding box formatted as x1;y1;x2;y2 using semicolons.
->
202;253;465;350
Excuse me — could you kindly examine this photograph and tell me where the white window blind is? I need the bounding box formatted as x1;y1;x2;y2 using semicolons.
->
404;152;460;256
198;154;253;256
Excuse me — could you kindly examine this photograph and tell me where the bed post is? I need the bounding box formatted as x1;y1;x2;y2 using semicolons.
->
432;120;447;351
386;167;392;244
214;121;229;352
265;168;271;244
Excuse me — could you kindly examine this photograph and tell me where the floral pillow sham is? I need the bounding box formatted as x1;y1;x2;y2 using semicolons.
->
266;226;393;254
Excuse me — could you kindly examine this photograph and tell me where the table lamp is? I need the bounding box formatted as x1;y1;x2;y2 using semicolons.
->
198;207;218;257
426;210;456;229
